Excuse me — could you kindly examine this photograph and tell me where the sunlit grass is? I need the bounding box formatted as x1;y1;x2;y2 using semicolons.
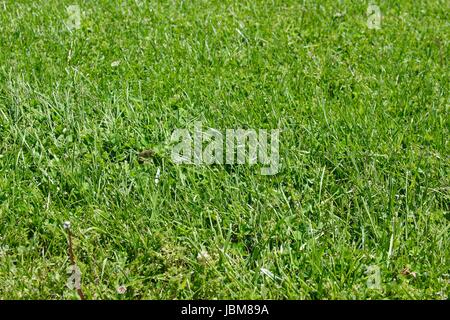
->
0;0;448;299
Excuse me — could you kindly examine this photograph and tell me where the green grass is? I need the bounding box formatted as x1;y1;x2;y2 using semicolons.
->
0;0;448;299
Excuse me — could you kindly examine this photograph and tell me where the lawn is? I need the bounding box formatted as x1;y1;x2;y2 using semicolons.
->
0;0;448;299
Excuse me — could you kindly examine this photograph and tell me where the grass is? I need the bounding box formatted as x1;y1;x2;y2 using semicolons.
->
0;0;448;299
